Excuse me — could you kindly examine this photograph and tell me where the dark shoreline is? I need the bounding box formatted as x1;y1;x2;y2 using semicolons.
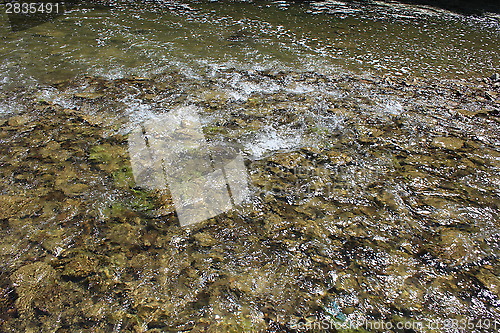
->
369;0;500;15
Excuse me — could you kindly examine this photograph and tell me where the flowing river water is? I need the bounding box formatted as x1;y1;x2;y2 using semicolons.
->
0;1;499;332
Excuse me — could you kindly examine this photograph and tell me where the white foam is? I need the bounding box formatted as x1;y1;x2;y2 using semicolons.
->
243;126;302;159
383;100;404;116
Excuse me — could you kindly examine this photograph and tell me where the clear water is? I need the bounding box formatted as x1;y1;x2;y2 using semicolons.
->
0;0;499;90
0;1;499;332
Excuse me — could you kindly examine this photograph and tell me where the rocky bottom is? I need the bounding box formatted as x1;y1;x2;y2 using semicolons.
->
0;69;499;332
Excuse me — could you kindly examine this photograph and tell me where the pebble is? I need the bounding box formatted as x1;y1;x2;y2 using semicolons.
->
74;92;104;99
7;115;30;127
431;136;464;150
194;232;217;247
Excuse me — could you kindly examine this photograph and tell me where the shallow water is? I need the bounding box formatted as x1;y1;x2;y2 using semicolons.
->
0;0;499;89
0;1;499;332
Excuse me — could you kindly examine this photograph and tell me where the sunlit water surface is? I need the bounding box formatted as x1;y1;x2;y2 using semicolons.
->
0;1;499;332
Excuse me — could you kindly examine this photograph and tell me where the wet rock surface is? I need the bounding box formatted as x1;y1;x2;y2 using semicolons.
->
0;69;498;332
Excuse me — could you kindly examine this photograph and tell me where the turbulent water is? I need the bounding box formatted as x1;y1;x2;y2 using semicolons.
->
0;1;499;332
1;0;499;87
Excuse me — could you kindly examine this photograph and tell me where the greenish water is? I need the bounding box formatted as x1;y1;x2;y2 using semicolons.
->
0;1;499;332
0;0;499;89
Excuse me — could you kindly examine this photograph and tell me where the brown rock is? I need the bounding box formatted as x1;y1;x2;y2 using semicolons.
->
62;254;95;278
0;195;29;219
431;137;464;150
7;115;30;127
194;232;217;247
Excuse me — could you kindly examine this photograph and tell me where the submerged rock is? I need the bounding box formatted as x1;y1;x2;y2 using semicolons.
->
431;136;464;150
325;151;352;165
11;262;59;319
7;114;30;127
61;254;96;279
0;195;29;219
194;232;218;247
73;92;104;99
10;261;94;332
436;228;481;267
476;268;500;298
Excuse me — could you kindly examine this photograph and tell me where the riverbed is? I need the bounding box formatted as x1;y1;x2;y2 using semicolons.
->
0;1;499;332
